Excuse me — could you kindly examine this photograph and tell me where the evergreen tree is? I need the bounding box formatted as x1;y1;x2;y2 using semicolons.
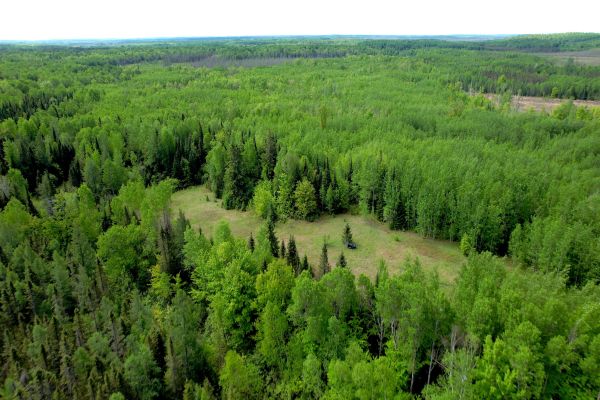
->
157;210;186;278
383;168;407;230
265;214;278;258
262;132;278;180
302;255;310;276
280;239;286;259
37;171;54;200
343;222;353;245
325;183;337;214
337;252;347;268
319;243;330;276
286;236;300;274
223;144;245;210
248;233;255;252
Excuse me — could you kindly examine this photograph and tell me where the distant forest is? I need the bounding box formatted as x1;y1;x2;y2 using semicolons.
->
0;33;599;399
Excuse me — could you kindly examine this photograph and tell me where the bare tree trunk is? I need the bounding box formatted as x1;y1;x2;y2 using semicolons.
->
410;353;416;393
427;343;436;386
427;319;440;386
377;316;385;356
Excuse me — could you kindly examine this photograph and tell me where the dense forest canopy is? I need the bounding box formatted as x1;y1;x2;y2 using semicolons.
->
0;34;599;399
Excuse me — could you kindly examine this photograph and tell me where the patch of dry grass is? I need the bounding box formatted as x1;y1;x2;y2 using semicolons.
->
536;49;600;66
482;94;600;112
172;186;467;285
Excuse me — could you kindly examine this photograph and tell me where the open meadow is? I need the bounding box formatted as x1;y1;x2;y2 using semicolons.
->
173;185;468;284
2;34;599;399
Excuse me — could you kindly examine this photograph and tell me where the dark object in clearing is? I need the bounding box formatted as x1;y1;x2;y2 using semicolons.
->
345;241;357;249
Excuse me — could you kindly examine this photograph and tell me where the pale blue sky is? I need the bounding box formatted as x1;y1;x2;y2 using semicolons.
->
2;0;599;40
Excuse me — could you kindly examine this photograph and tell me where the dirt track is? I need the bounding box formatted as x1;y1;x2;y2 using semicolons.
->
482;94;600;112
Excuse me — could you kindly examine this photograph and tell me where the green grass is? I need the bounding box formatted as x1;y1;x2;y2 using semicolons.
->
172;186;467;285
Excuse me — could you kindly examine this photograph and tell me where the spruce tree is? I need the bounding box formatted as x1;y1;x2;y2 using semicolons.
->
248;233;255;252
262;132;278;180
223;144;245;209
337;252;347;268
383;168;406;230
319;243;330;276
343;223;353;245
266;214;278;258
158;210;186;277
280;239;286;259
302;255;310;276
287;236;300;274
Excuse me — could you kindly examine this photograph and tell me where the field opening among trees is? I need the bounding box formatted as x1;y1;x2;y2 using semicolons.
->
0;34;599;399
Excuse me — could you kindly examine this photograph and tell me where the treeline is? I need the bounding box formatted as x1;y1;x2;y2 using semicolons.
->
483;32;600;52
3;35;600;101
203;121;598;285
429;49;600;100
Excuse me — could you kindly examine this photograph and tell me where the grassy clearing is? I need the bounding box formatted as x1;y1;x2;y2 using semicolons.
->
536;49;600;66
172;186;467;285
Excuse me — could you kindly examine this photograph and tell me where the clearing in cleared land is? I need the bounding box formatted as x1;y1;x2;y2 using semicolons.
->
536;49;600;66
172;186;467;285
483;93;600;112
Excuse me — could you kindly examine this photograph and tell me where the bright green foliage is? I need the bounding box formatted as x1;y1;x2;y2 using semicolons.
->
321;268;358;320
275;174;294;221
206;143;226;198
255;259;295;309
474;326;545;400
97;224;149;286
423;348;476;399
0;198;32;257
5;168;30;207
219;351;262;400
294;178;318;221
0;36;600;400
302;353;325;398
257;302;289;368
460;233;473;256
253;180;275;219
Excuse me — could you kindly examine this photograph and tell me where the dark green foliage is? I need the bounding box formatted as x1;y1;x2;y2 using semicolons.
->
0;36;599;400
248;233;255;252
343;222;353;245
302;254;310;276
337;252;347;268
279;239;286;259
222;143;248;210
265;214;279;258
286;236;300;274
158;210;190;280
383;168;407;230
319;243;330;276
262;132;278;181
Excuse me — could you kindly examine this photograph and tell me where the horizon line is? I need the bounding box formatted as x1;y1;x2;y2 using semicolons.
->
2;32;597;44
